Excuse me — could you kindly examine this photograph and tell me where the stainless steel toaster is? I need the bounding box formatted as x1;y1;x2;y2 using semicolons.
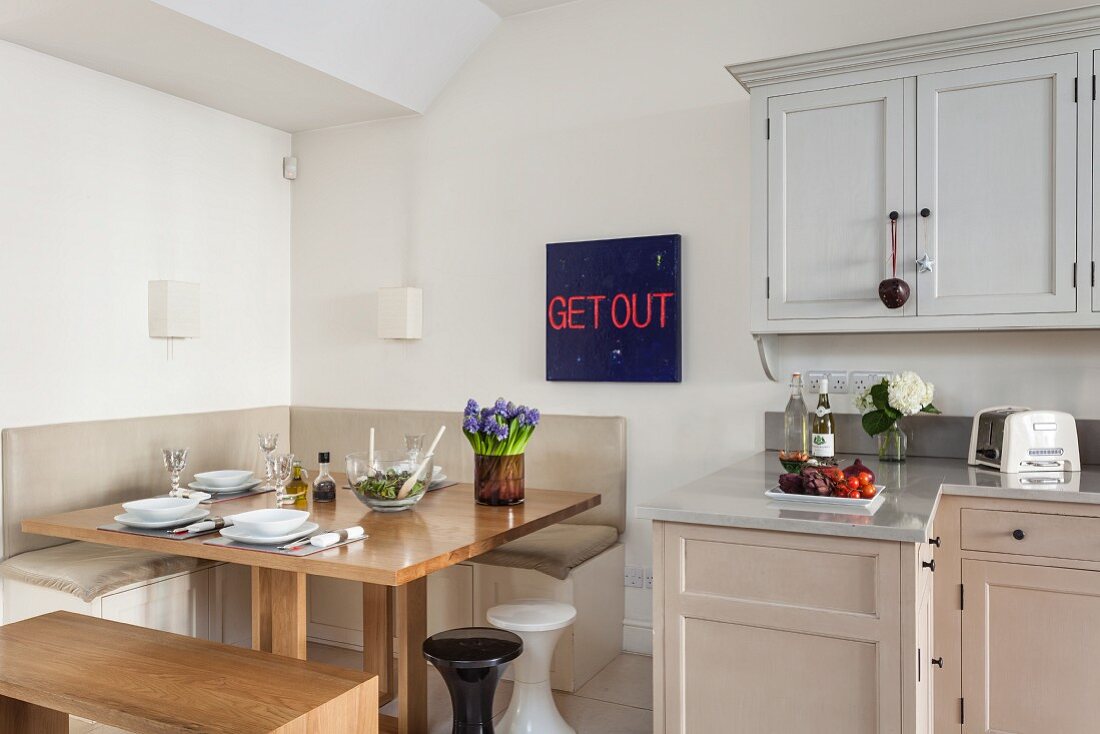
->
968;406;1081;473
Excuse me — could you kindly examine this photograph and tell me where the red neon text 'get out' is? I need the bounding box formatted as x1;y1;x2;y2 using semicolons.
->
547;292;675;331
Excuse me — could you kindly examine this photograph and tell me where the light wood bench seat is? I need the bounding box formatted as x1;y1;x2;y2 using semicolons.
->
0;612;378;733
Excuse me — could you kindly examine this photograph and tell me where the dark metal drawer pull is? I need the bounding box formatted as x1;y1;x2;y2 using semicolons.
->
1012;529;1026;541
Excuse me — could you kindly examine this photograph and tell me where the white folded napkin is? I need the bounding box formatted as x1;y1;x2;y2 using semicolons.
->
172;517;233;534
310;526;366;548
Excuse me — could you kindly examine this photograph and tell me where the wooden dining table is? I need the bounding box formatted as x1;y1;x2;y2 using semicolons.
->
21;477;599;734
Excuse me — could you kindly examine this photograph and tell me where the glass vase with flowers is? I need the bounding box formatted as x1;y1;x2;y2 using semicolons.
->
854;371;940;462
463;398;540;505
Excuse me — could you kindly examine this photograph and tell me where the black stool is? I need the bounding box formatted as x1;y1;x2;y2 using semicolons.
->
423;626;523;734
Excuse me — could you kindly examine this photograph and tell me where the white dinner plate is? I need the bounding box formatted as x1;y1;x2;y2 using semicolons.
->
115;509;210;529
188;479;262;495
219;521;320;546
429;474;449;488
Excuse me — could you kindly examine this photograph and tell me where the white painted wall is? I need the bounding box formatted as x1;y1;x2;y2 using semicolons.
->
289;0;1088;651
0;40;291;432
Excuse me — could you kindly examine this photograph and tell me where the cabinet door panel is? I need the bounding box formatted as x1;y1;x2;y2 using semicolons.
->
916;55;1077;316
768;80;907;319
962;560;1100;733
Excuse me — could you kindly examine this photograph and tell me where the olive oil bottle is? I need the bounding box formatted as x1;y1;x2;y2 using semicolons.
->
285;460;309;505
811;381;836;464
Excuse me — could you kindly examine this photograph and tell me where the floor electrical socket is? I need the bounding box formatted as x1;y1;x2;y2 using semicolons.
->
625;565;644;588
806;371;849;394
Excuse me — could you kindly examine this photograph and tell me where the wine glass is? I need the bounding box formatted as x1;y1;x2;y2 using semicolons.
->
270;453;295;506
258;433;279;489
162;448;190;495
404;433;425;466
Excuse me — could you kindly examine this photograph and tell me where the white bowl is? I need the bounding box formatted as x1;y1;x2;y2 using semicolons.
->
194;470;254;488
121;496;202;522
229;509;310;538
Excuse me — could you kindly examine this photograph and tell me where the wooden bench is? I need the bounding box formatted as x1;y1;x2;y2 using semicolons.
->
0;612;377;733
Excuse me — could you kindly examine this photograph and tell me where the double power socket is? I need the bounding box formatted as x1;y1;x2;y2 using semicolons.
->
625;565;653;589
805;371;892;395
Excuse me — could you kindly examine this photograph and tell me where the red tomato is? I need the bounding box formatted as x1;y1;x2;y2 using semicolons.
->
861;485;878;499
858;472;874;486
846;477;861;491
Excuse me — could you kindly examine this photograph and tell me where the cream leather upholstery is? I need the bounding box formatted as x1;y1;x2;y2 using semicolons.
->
473;524;619;580
2;406;289;558
0;541;212;603
289;406;627;533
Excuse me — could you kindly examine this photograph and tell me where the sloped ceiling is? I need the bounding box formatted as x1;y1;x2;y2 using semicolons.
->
479;0;579;17
0;0;501;132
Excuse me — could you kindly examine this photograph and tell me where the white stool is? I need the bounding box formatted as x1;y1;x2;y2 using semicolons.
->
487;599;577;734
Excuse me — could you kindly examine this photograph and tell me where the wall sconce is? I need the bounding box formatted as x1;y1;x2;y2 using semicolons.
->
149;280;199;357
378;287;422;339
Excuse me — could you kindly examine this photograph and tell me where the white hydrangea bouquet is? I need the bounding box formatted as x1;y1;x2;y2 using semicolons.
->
854;371;940;436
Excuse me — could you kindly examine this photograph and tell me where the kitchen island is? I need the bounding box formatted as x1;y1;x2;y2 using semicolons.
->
640;452;1100;734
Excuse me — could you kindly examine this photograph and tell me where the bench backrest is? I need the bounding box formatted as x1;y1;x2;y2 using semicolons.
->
290;407;628;533
1;407;289;558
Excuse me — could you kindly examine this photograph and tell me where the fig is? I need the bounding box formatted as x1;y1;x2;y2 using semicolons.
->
842;459;875;484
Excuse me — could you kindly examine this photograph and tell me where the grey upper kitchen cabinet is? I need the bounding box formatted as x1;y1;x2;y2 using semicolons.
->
766;80;909;320
729;8;1100;337
915;55;1078;317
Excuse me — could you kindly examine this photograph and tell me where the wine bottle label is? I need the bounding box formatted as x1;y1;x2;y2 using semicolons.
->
815;406;832;417
811;433;835;457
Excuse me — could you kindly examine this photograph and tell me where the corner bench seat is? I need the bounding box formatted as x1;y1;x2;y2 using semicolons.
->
474;524;619;581
0;541;211;603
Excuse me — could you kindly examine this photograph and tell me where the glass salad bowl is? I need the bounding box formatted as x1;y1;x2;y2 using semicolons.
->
346;450;433;512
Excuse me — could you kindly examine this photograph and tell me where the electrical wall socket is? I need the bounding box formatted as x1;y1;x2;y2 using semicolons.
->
850;371;892;395
806;371;848;394
625;565;644;588
644;568;654;590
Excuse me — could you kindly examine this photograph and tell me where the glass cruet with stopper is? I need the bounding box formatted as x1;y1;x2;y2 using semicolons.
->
780;372;809;471
313;452;337;503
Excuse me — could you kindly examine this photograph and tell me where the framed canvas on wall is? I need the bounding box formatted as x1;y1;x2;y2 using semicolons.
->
546;234;681;382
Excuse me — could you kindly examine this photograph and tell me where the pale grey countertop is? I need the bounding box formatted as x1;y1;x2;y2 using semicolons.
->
636;452;1100;543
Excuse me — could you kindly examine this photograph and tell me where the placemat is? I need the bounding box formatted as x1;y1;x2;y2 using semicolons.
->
202;534;367;557
97;521;222;541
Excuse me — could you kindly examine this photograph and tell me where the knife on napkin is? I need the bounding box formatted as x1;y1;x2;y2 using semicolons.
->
168;517;232;535
280;526;366;551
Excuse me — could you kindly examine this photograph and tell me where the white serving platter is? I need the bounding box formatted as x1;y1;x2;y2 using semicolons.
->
765;484;886;508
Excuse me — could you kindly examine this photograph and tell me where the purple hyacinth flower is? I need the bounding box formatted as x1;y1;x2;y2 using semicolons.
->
526;408;540;426
462;416;479;433
464;399;479;418
493;397;508;416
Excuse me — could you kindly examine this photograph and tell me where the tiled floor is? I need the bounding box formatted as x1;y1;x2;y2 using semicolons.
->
69;643;654;733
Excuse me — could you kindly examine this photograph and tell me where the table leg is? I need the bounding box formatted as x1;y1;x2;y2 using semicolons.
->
252;566;307;659
363;582;395;705
396;576;428;734
0;697;67;733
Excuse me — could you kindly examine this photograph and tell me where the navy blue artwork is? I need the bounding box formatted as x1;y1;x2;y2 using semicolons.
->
546;234;681;383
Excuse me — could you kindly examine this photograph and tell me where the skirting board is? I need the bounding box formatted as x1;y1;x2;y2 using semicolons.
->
623;618;653;655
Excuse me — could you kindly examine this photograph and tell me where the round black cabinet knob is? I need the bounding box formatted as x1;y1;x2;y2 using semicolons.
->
922;559;936;572
928;536;941;547
920;208;931;217
1012;529;1026;541
931;658;943;668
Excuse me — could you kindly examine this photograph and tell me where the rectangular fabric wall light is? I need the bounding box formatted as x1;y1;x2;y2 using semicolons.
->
148;280;200;338
378;287;422;339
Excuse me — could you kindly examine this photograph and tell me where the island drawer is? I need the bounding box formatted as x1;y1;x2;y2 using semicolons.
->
961;508;1100;563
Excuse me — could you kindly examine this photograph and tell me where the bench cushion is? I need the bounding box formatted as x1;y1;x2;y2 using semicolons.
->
0;541;209;603
474;524;619;580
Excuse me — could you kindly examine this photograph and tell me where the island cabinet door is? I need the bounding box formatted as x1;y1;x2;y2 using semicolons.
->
656;522;903;733
961;560;1100;733
914;54;1078;317
766;79;909;320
